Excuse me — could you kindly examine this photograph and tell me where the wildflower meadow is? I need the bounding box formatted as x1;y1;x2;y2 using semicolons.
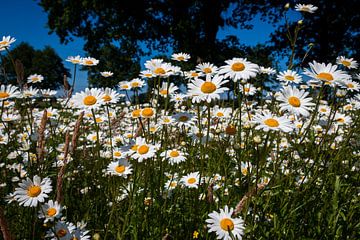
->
1;2;360;240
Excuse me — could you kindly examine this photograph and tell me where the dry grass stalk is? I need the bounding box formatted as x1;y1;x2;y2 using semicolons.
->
71;111;84;154
56;130;70;203
0;207;13;240
233;182;267;216
15;59;24;88
36;109;47;162
207;183;214;203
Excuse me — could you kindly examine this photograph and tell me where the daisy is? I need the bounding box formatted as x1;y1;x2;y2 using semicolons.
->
0;36;16;49
259;66;276;75
187;75;229;103
156;82;178;97
129;78;146;89
100;71;114;77
341;79;360;92
52;221;72;240
206;205;245;240
80;57;99;66
181;172;200;188
334;113;352;125
218;58;258;81
295;4;318;13
252;112;294;132
185;70;203;80
145;59;173;77
38;200;62;222
130;137;157;162
171;52;190;62
107;159;133;177
164;178;179;191
276;70;302;84
170;93;187;103
196;62;218;75
141;107;156;119
112;147;128;159
27;74;44;84
161;149;187;164
22;86;39;98
304;61;350;85
66;55;82;64
277;86;315;117
41;89;57;97
212;107;232;119
13;175;52;207
102;87;122;104
173;112;197;128
336;56;358;69
71;88;105;109
139;70;154;78
0;84;21;100
240;83;257;96
118;81;131;91
159;115;175;125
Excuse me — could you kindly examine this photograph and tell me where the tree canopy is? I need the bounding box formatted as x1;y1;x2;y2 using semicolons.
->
0;42;70;89
38;0;360;86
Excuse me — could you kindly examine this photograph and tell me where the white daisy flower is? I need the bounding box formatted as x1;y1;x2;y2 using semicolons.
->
130;137;157;162
80;57;99;66
0;36;16;49
187;74;229;103
295;4;318;13
71;88;105;109
0;84;21;100
66;55;82;64
252;112;294;132
171;52;190;62
100;71;114;77
196;62;218;75
277;86;315;117
206;205;245;240
218;58;258;81
27;74;44;84
13;175;52;207
107;159;133;177
38;200;62;222
304;61;350;85
276;70;302;84
161;149;187;164
336;56;358;69
181;171;200;188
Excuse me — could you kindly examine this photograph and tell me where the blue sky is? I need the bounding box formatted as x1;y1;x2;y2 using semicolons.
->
0;1;300;91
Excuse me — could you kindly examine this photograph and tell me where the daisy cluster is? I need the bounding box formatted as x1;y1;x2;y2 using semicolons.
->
1;3;360;238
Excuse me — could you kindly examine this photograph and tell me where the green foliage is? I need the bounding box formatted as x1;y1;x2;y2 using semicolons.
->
0;42;70;89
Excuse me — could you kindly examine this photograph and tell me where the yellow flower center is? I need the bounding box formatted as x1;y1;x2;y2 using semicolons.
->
231;62;245;72
103;95;112;102
114;151;122;157
57;229;67;237
244;87;250;92
201;82;217;94
337;118;345;123
241;168;248;176
317;72;334;81
0;92;10;99
225;125;236;135
122;84;129;89
220;218;235;231
169;150;179;157
347;83;354;88
138;145;149;154
131;144;138;151
191;72;199;77
131;82;140;87
177;56;185;61
179;115;189;122
31;77;39;82
341;60;351;67
27;185;41;197
95;117;103;123
83;95;97;106
154;67;166;75
264;118;279;127
47;208;57;217
160;89;168;95
170;182;177;187
132;109;141;118
288;96;301;107
216;112;224;117
84;60;94;65
187;177;196;184
203;67;212;74
163;118;170;123
115;165;126;173
142;108;154;117
0;41;9;45
285;75;295;81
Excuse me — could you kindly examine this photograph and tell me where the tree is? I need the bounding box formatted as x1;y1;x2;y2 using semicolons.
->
0;42;70;89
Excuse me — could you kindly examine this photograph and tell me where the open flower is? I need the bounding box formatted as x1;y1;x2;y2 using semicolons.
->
71;88;105;109
206;205;245;240
277;86;315;117
187;75;229;103
13;175;52;207
218;58;258;81
252;112;294;132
